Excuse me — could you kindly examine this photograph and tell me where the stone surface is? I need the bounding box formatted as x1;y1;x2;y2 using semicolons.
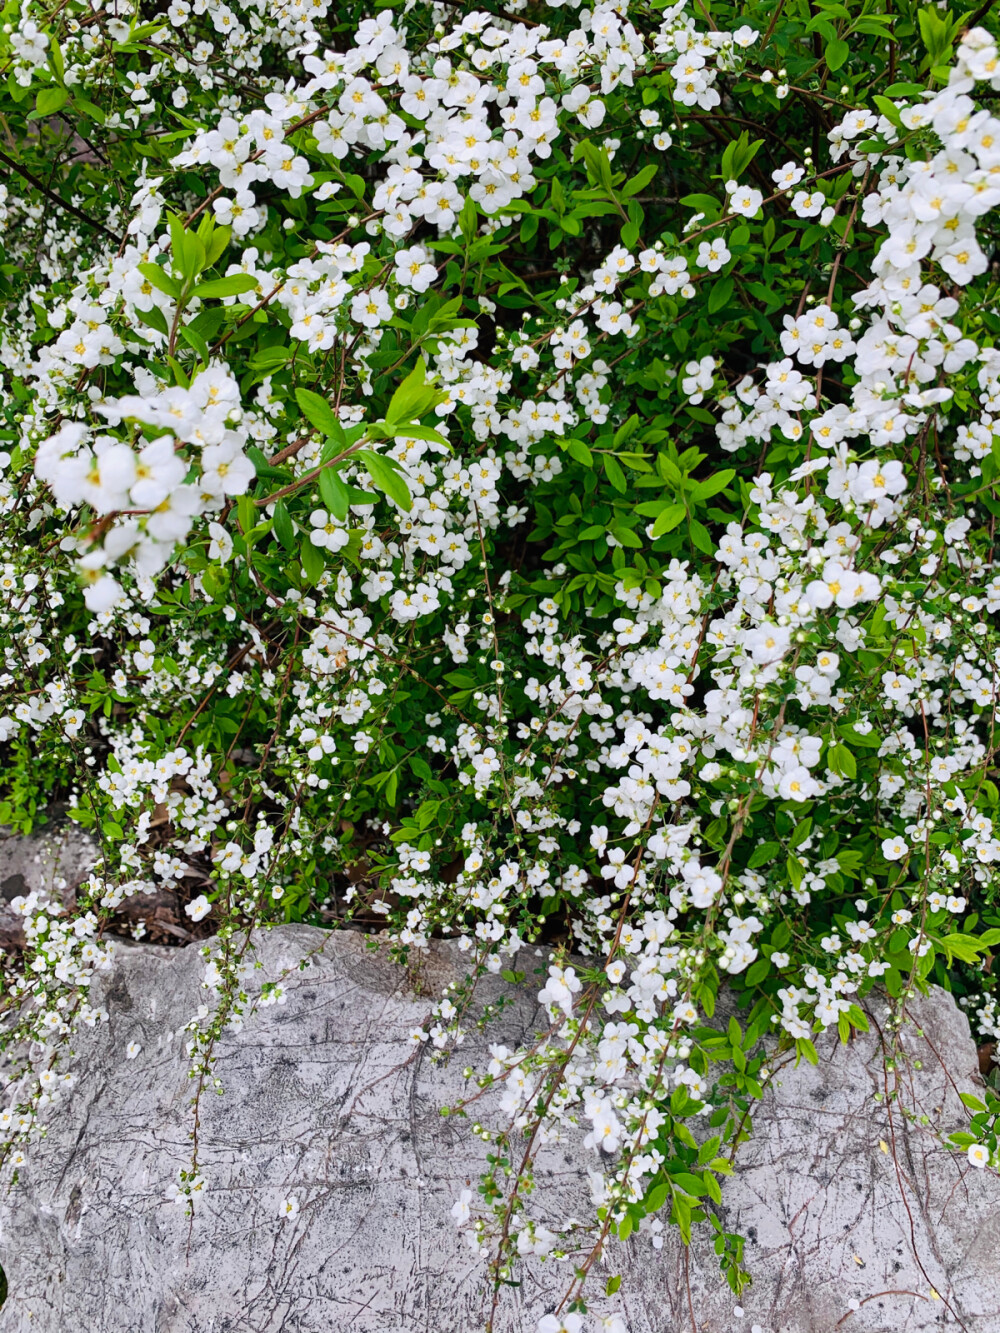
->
0;819;96;948
0;923;998;1332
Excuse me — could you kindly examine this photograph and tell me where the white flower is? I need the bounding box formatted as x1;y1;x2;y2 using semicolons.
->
207;522;234;565
351;288;392;329
451;1189;473;1226
278;1196;299;1220
395;245;437;293
309;509;350;552
881;836;909;862
696;238;731;271
185;895;212;922
538;1316;584;1333
730;185;763;217
968;1143;989;1168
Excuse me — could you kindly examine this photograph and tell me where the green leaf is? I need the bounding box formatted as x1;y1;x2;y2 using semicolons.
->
829;742;857;780
846;1004;869;1033
697;1135;721;1165
169;214;206;281
692;468;735;502
744;957;770;986
604;454;627;493
204;225;231;268
566;437;593;466
650;503;686;538
873;95;905;132
358;450;413;511
138;262;181;300
136;305;170;337
707;276;734;314
178;325;209;365
390;422;450;447
622;198;643;249
614;413;640;447
826;37;849;70
71;95;106;125
688;518;714;554
48;34;65;82
623;164;657;197
300;536;325;584
193;273;259;299
458;195;478;243
748;840;780;868
581;140;616;194
386;357;442;427
319;465;351;521
34;85;68;118
237;494;256;534
795;1038;819;1066
671;1171;708;1197
272;501;295;551
250;345;292;371
936;932;989;964
295;388;341;437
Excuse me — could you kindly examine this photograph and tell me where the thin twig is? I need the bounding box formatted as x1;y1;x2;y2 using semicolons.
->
0;148;121;243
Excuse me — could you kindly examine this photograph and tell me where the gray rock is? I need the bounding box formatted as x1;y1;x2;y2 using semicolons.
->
0;924;998;1332
0;820;96;948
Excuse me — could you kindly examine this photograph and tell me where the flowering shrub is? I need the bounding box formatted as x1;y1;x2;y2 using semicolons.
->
3;0;1000;1323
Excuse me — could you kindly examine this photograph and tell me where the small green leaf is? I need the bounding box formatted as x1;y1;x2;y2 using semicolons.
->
707;276;734;314
272;501;295;552
623;164;657;197
744;957;770;986
358;450;412;511
34;85;68;118
204;225;232;268
960;1092;988;1113
614;414;640;447
391;422;450;446
692;468;735;502
604;454;627;492
386;357;443;427
295;388;340;437
827;36;849;70
193;273;259;299
650;503;686;538
300;535;325;584
688;518;714;554
138;262;181;300
829;742;857;779
319;465;350;522
748;840;780;868
795;1037;819;1066
566;437;593;467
